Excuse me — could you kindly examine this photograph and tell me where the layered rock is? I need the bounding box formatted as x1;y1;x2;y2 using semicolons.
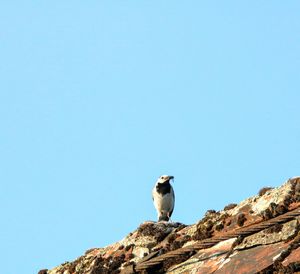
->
41;177;300;274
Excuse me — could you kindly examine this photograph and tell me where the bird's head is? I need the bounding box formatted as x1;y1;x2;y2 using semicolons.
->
157;175;174;184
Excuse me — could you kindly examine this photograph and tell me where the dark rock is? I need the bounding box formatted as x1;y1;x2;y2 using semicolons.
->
237;213;247;227
224;203;237;211
258;187;274;197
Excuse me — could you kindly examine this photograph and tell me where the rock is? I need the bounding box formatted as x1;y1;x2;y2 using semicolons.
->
44;177;300;274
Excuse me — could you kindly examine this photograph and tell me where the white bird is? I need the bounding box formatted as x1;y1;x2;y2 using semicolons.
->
152;175;175;222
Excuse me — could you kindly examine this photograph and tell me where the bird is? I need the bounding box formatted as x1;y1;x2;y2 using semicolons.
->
152;175;175;222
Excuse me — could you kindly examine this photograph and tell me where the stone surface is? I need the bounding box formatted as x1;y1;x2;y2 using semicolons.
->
214;242;290;274
167;238;237;274
282;247;300;266
235;219;299;249
43;177;300;274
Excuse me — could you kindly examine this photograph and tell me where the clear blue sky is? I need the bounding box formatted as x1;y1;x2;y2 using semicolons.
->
1;2;299;274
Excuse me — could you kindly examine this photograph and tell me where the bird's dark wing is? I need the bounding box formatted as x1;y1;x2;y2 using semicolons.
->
169;187;175;217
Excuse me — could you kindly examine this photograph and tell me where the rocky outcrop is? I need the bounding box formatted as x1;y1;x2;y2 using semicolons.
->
41;177;300;274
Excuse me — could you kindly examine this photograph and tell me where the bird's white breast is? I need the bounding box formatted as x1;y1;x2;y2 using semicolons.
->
152;186;174;213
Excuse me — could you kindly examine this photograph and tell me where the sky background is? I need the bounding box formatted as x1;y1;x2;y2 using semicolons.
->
0;2;300;274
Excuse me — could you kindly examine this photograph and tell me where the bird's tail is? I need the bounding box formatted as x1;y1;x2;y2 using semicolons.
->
158;215;169;222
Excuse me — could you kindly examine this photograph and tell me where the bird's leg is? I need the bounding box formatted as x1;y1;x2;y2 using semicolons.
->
167;213;172;223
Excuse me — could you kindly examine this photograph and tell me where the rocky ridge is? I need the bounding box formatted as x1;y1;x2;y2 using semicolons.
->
41;177;300;274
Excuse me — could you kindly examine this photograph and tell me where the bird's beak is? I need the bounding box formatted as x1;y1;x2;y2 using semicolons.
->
168;176;174;180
